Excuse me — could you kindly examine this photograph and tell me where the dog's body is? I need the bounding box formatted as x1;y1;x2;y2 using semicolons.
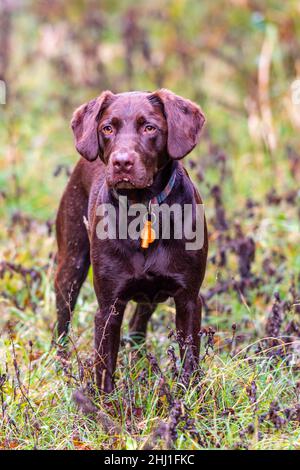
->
55;90;208;393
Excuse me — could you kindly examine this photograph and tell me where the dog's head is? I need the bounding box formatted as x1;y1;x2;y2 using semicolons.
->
71;89;205;189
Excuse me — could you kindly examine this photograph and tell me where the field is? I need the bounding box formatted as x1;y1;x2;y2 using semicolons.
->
1;1;300;450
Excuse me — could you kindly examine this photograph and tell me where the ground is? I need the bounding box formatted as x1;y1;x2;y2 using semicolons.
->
0;1;300;450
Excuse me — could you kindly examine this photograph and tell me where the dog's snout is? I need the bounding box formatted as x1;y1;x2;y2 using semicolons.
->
112;152;134;172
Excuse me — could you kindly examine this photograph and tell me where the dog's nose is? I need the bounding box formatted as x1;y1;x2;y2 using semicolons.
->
112;153;134;172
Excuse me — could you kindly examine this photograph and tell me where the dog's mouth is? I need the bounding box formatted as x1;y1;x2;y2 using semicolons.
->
113;177;153;190
114;178;136;189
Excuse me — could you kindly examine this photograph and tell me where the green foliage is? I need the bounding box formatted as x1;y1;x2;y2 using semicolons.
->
1;0;300;450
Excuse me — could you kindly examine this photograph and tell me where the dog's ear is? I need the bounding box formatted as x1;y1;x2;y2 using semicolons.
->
71;91;114;161
151;89;205;160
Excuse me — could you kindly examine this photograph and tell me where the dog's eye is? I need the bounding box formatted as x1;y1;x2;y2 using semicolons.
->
102;125;114;135
144;124;156;134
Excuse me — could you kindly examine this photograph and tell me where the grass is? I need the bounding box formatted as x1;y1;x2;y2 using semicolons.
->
1;300;300;450
2;148;300;451
0;210;300;449
1;1;300;450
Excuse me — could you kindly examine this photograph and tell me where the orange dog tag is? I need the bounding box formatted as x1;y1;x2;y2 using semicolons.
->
141;220;156;249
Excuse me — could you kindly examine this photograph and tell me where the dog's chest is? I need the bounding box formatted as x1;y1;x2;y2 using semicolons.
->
120;244;186;303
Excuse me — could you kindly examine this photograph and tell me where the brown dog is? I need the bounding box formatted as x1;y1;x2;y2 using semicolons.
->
55;89;208;393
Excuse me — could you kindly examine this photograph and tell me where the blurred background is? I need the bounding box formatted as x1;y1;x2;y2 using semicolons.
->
1;0;300;450
1;0;300;217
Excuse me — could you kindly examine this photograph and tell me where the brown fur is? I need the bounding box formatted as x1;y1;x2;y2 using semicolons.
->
55;89;208;393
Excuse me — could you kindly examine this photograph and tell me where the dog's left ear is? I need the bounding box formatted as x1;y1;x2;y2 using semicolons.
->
151;89;205;160
71;91;114;161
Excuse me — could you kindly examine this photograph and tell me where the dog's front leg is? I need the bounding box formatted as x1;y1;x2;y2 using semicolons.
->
94;300;126;393
174;293;202;382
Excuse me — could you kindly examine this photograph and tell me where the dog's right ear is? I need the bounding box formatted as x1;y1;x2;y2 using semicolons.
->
150;89;205;160
71;91;114;161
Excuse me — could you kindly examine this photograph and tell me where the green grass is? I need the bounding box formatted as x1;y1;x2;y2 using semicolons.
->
0;213;300;449
1;0;300;450
1;291;300;450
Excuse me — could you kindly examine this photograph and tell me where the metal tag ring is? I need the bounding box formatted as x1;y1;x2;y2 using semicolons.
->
143;211;156;224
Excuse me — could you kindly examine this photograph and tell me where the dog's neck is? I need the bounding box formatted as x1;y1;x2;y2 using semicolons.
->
112;159;179;204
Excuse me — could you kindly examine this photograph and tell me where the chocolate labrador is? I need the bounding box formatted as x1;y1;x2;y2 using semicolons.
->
55;89;208;393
